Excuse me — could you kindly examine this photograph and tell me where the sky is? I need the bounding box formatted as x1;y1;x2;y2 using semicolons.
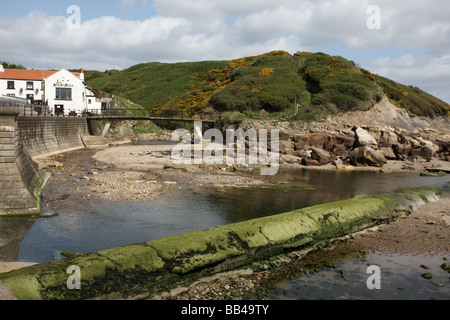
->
0;0;449;103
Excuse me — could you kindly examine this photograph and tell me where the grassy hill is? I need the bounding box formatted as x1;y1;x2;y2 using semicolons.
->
85;51;450;120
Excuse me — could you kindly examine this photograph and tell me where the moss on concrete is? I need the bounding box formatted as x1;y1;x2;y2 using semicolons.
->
420;171;447;177
0;187;441;300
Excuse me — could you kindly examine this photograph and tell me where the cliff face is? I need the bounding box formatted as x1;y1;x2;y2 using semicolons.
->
325;95;450;132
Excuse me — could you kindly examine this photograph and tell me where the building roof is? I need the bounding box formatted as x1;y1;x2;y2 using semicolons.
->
0;69;80;81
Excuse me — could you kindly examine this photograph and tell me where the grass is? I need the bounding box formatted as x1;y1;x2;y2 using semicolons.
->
132;120;165;135
86;60;229;112
85;51;449;120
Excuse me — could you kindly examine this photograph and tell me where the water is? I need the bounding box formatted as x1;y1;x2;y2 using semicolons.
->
8;168;448;263
269;252;450;300
1;155;449;299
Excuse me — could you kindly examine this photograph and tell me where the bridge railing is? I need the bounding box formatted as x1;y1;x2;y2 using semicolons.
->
1;101;221;120
78;108;221;121
0;100;52;116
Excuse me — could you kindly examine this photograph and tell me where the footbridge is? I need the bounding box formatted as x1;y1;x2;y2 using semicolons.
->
81;108;219;138
82;108;218;124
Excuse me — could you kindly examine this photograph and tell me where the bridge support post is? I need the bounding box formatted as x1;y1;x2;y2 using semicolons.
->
101;121;111;138
194;121;203;144
0;108;46;215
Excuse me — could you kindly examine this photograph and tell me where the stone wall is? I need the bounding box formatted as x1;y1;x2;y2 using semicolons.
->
0;109;42;215
17;116;88;158
0;112;89;215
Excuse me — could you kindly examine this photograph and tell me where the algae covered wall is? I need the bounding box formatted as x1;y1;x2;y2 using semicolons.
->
0;187;441;300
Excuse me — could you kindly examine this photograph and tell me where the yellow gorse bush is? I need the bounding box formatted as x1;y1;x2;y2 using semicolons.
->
259;68;274;76
154;52;286;117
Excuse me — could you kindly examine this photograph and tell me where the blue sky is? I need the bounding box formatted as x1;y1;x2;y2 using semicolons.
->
1;0;449;103
0;0;155;20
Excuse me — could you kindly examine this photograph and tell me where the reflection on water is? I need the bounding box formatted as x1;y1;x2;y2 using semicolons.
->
208;170;450;223
0;217;36;262
269;252;450;300
3;168;450;265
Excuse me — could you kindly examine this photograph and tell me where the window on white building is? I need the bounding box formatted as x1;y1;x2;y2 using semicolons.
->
7;81;14;89
26;82;34;90
55;88;72;100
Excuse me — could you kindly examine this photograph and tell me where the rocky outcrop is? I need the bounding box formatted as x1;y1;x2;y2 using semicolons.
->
353;127;378;148
278;125;449;169
237;96;450;169
350;146;386;167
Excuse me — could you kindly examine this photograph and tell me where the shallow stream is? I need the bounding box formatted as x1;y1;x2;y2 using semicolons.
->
1;144;449;299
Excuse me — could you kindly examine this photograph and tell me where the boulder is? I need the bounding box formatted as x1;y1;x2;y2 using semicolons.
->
380;147;396;160
281;154;301;164
310;147;331;165
353;127;378;148
279;131;291;141
350;146;387;167
279;140;295;154
392;143;411;159
418;138;439;155
301;158;321;167
293;133;333;150
379;130;399;147
336;135;356;149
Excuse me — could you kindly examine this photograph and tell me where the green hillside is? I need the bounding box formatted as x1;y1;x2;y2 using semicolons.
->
85;51;450;119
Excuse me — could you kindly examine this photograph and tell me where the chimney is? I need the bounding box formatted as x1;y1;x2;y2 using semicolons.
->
0;62;4;72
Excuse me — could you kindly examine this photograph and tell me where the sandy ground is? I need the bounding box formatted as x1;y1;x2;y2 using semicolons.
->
351;196;450;256
0;262;36;274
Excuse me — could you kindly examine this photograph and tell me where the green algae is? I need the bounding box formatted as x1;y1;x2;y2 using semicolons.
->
420;171;447;177
0;187;441;300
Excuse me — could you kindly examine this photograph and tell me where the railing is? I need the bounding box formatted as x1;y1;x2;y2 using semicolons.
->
79;108;220;121
0;101;220;120
0;100;52;116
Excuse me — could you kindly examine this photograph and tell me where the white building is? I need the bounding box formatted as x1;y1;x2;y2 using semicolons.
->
0;64;102;115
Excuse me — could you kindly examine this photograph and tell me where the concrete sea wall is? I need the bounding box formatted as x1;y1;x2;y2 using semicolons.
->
0;187;440;300
0;109;46;215
17;116;88;158
0;111;89;215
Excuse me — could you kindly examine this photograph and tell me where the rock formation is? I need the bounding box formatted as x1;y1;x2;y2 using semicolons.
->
236;95;450;169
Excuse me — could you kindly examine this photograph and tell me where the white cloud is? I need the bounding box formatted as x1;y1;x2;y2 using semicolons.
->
0;0;448;102
152;0;286;19
367;54;450;103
